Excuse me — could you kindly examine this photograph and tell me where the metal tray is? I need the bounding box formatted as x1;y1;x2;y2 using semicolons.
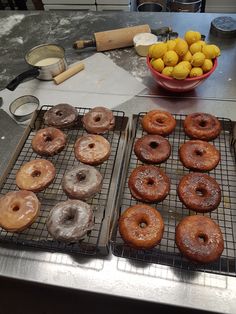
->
111;113;236;276
0;105;129;256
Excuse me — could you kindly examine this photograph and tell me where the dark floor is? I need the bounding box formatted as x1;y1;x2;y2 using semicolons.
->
0;276;221;314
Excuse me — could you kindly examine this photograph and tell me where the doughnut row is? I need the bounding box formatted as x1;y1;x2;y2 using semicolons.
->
0;105;116;243
119;109;224;264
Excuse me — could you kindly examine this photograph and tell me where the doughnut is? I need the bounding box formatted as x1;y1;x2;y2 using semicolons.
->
119;204;164;249
141;110;176;136
177;173;221;213
134;134;171;164
82;107;115;134
184;113;221;141
128;165;170;203
46;199;94;243
16;159;56;192
175;215;224;264
62;164;103;200
179;140;220;171
32;127;67;157
0;190;40;232
43;103;78;128
74;134;111;165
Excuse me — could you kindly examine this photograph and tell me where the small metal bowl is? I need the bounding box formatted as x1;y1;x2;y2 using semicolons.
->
9;95;40;122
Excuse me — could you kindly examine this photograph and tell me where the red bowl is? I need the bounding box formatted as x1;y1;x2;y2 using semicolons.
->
147;56;218;93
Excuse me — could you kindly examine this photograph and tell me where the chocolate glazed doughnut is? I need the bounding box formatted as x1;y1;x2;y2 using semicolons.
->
119;204;164;249
175;215;224;264
177;173;221;213
43;104;78;128
134;134;171;164
179;140;220;171
184;113;221;141
62;164;103;200
46;199;94;243
128;165;170;203
32;127;67;157
141;110;176;136
82;107;115;134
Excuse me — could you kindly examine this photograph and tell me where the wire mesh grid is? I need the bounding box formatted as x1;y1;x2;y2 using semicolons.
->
111;113;236;276
0;105;125;255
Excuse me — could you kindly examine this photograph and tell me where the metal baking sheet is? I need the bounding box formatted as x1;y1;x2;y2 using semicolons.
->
0;105;129;256
111;113;236;277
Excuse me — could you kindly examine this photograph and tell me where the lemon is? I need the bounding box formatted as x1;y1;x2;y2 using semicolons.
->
191;52;205;67
151;42;168;59
198;40;206;50
178;61;192;71
174;39;188;57
184;30;201;45
172;63;190;80
163;51;179;66
201;59;213;72
202;45;217;59
167;39;176;51
189;67;203;77
182;50;193;62
162;66;174;77
189;42;202;54
148;44;155;57
151;58;165;72
211;44;221;57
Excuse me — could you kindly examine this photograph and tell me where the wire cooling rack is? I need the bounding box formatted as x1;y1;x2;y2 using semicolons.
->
111;113;236;276
0;105;125;256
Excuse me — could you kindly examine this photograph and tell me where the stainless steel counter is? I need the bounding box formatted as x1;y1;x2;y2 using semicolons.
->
0;10;236;314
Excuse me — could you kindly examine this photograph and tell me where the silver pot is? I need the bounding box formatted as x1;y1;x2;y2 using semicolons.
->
167;0;202;12
6;44;67;91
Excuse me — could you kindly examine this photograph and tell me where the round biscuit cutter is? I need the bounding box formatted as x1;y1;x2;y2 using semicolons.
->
9;95;40;122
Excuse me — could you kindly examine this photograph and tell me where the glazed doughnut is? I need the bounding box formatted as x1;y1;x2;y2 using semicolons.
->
16;159;56;192
119;204;164;249
46;199;94;242
175;215;224;264
179;140;220;171
32;127;67;157
82;107;115;134
74;134;111;165
62;164;103;200
128;165;170;203
184;113;221;141
43;103;78;128
0;190;40;232
134;134;171;164
177;173;221;213
141;110;176;136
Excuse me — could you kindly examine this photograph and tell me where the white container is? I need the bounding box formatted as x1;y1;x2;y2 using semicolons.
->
96;4;131;11
96;0;130;4
44;4;96;10
133;32;157;57
43;0;95;3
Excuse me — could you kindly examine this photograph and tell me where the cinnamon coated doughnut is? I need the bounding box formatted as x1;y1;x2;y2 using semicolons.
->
0;190;40;232
43;104;78;128
62;164;103;200
46;199;94;243
119;204;164;249
134;134;171;164
32;127;67;157
177;173;221;213
175;215;224;264
141;110;176;136
179;140;220;171
82;107;115;134
74;134;111;165
128;165;170;202
16;159;56;192
184;113;221;141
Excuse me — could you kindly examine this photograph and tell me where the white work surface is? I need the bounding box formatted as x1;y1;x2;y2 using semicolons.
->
1;53;145;116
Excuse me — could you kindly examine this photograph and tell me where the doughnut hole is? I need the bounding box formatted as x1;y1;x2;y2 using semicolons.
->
199;120;207;128
195;187;207;197
88;143;95;149
76;172;86;182
197;233;208;244
156;116;165;124
139;220;148;229
55;110;63;117
12;204;20;211
43;133;52;142
195;149;205;156
149;141;159;149
147;178;154;186
31;170;41;178
63;208;76;225
94;115;101;122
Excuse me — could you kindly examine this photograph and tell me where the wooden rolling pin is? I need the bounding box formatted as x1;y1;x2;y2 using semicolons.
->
53;62;85;85
73;24;151;52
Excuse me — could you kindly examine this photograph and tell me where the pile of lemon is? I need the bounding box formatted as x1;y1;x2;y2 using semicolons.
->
149;30;221;80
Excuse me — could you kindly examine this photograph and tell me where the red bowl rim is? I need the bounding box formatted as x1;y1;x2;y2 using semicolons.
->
146;56;218;81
